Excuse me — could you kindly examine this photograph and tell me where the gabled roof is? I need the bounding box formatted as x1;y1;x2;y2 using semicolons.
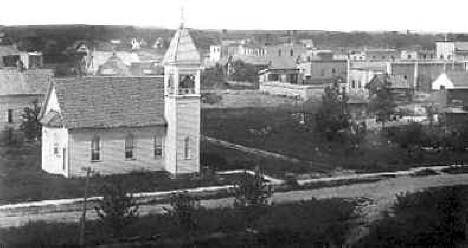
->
47;76;166;129
0;68;53;96
163;27;201;65
268;56;297;69
445;72;468;88
368;74;410;89
98;54;131;76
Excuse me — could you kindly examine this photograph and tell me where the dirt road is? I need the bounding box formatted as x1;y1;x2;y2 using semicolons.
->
1;173;467;229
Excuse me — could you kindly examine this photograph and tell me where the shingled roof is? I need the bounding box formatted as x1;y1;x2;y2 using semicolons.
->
0;68;53;96
446;72;468;88
50;76;166;129
163;27;201;65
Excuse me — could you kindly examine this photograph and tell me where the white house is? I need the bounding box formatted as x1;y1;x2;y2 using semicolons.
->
40;25;201;178
432;72;468;90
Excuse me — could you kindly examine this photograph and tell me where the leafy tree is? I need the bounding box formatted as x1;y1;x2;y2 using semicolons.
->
94;180;139;239
20;100;42;141
357;186;468;248
233;167;273;208
368;78;397;128
315;79;350;140
228;60;259;83
346;120;367;151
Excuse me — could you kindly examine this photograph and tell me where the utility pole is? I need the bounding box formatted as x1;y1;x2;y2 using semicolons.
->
79;167;94;246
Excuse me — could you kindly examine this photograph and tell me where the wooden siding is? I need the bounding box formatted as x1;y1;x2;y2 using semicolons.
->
164;96;200;174
68;126;166;177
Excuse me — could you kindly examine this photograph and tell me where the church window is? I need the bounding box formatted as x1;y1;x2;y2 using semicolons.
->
7;109;13;123
125;133;135;159
91;135;101;161
154;135;163;159
184;137;191;160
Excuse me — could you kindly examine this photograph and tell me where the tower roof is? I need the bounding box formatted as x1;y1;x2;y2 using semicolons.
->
163;28;201;65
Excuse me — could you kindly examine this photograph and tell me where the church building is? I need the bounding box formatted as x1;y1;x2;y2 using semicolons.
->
39;25;201;177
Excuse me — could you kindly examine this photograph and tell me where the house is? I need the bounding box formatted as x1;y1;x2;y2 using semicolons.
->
297;59;348;85
348;68;383;97
429;72;468;130
40;25;201;177
349;49;399;61
367;74;412;102
436;40;468;61
432;72;468;90
0;68;53;132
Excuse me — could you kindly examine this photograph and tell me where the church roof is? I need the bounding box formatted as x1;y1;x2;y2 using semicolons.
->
0;68;53;96
48;76;166;129
163;27;201;65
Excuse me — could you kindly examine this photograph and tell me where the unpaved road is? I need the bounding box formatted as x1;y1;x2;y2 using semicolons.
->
1;173;467;229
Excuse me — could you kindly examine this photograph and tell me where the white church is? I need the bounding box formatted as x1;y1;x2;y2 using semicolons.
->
39;24;202;177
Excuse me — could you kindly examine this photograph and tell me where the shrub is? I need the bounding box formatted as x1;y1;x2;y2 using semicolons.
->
94;180;139;239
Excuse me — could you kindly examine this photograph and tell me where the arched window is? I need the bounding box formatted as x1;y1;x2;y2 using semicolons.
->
91;135;100;161
184;136;191;160
290;49;294;56
351;80;356;88
125;133;135;159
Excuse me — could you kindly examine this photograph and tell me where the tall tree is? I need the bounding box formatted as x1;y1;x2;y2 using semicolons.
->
94;180;139;239
315;79;350;140
20;100;42;141
368;77;397;128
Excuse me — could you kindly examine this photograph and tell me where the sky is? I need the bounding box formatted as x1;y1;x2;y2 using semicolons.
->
1;0;467;33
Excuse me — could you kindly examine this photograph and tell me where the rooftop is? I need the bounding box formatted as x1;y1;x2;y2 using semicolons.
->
48;76;166;129
163;27;201;65
0;68;53;96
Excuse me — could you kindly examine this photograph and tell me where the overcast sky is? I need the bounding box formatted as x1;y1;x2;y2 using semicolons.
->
1;0;467;33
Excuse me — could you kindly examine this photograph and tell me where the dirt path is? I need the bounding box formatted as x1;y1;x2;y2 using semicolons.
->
204;136;329;168
1;173;467;230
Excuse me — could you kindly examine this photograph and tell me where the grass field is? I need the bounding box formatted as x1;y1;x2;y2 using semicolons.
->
202;107;468;176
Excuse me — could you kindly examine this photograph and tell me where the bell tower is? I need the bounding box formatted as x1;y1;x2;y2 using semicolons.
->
163;22;201;175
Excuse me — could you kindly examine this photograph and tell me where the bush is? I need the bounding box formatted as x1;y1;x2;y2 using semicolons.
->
94;180;139;239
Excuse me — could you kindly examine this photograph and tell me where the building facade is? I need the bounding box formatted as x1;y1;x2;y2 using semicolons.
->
40;26;201;178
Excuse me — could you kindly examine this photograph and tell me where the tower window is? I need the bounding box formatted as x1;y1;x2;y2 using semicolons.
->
184;137;191;160
91;135;101;161
125;133;135;159
179;74;195;94
7;109;13;123
154;135;163;159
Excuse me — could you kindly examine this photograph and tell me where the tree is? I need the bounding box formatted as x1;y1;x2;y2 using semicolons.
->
228;60;259;83
233;167;273;208
233;166;273;235
94;180;139;239
368;78;397;129
20;100;42;141
315;79;350;140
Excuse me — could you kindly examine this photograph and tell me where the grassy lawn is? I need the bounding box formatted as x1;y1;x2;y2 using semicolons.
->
202;107;468;176
0;143;243;205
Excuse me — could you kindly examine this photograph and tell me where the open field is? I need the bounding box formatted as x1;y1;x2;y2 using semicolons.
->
202;107;468;176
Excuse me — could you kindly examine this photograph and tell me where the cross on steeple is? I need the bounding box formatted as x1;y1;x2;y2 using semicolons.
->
179;0;185;29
